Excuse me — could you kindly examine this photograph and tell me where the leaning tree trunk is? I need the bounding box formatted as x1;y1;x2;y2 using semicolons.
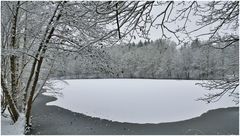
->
10;1;20;110
25;57;44;128
2;1;21;122
25;1;66;129
1;76;19;122
21;2;28;111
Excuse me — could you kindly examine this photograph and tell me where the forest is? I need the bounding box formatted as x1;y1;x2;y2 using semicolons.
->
53;38;239;80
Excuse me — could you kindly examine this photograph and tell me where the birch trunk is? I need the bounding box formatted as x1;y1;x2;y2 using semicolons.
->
10;1;20;109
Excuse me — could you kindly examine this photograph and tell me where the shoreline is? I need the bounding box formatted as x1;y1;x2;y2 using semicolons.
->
29;92;239;135
43;92;238;125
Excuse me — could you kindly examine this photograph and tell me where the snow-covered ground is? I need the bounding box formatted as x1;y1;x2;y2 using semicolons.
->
43;79;238;124
1;110;25;135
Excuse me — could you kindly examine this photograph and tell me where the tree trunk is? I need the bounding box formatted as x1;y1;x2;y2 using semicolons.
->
25;1;65;128
25;57;44;128
1;76;19;122
206;46;210;79
22;2;28;111
10;1;20;109
23;1;63;105
221;49;225;78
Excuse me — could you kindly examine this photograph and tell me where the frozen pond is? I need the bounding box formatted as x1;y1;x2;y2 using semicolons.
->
43;79;237;124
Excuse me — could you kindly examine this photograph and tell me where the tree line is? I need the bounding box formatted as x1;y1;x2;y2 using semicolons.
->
52;38;239;80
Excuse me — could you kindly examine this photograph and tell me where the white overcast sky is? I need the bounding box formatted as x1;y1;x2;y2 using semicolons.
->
130;1;238;44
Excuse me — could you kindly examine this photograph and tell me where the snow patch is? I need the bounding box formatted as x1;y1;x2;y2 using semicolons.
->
1;110;25;135
43;79;238;124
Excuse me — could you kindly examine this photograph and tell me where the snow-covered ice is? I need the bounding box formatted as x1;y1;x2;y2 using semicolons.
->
43;79;238;124
1;110;25;135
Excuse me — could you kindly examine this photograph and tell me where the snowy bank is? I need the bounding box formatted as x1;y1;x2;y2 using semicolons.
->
43;79;238;124
1;110;25;135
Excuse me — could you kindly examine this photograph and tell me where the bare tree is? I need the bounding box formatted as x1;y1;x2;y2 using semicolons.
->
1;1;126;132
